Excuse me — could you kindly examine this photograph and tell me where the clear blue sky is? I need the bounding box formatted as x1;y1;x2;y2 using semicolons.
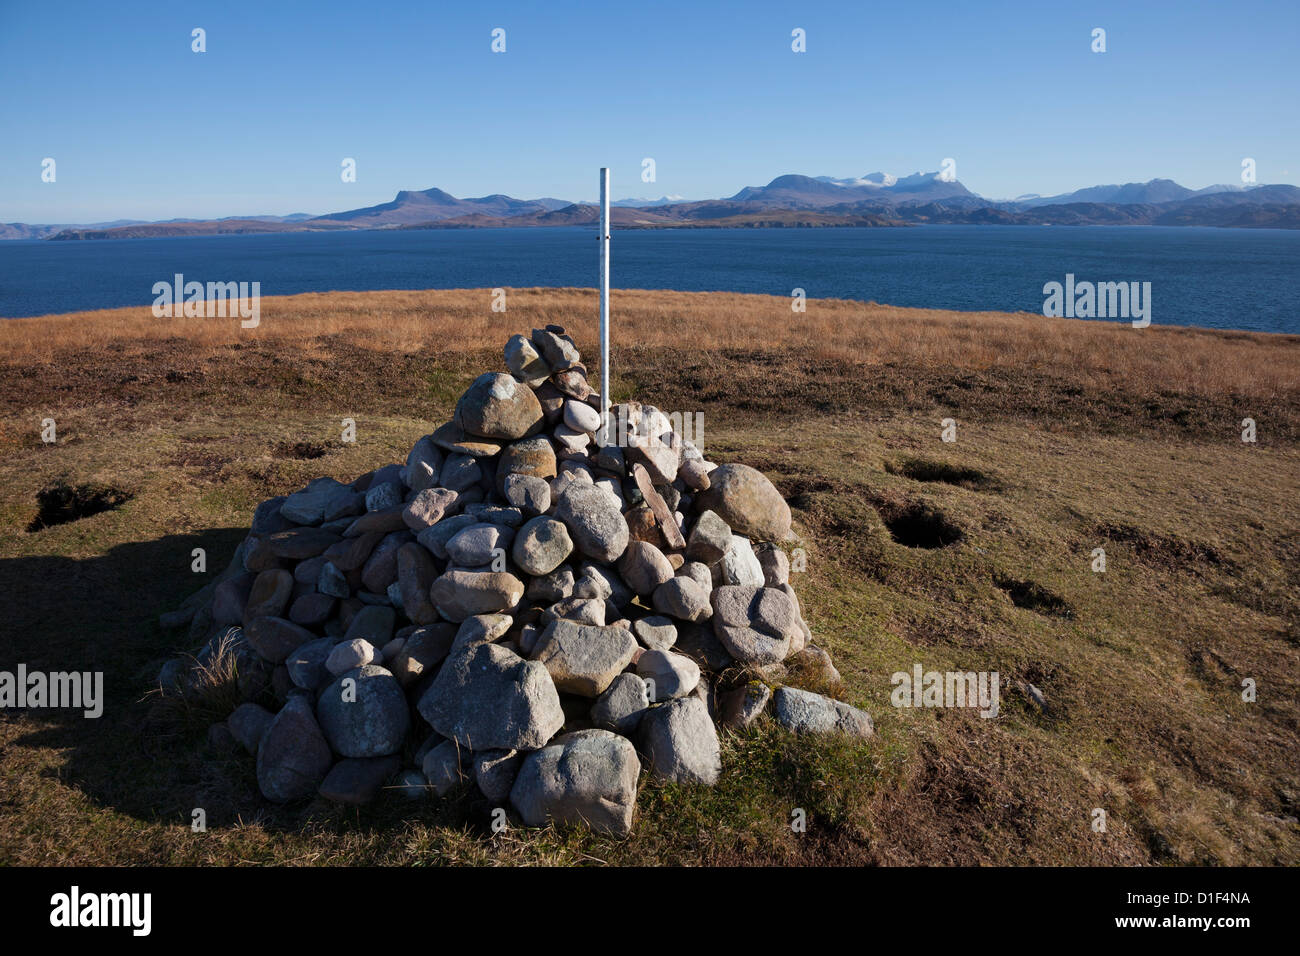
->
1;0;1296;223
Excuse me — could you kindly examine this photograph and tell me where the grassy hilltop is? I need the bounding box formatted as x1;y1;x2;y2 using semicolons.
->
1;287;1297;865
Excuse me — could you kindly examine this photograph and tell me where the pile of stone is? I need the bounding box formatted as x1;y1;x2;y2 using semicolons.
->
160;326;872;835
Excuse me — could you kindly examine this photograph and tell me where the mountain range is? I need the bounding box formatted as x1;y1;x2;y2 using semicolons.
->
8;173;1300;240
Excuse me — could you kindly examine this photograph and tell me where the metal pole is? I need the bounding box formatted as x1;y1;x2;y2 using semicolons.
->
598;167;611;447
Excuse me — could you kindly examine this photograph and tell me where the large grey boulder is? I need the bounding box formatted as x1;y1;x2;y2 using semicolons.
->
319;755;401;805
280;477;352;525
512;516;574;576
316;664;411;757
772;687;874;738
636;650;701;701
256;694;334;802
695;464;792;543
638;695;721;785
591;672;651;735
429;569;525;622
455;372;544;440
710;585;801;665
417;642;564;751
554;483;629;563
530;620;638;697
473;749;523;805
509;729;640;836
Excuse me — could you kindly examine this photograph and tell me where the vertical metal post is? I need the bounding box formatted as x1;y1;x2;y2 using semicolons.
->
598;167;611;447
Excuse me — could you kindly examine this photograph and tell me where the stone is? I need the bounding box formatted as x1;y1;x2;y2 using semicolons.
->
505;333;552;386
473;749;523;805
651;577;712;623
625;505;667;549
686;509;732;564
632;615;678;651
418;642;564;752
287;637;337;691
443;523;506;567
343;507;408;537
574;562;632;608
211;574;254;626
512;516;574;576
280;477;352;525
553;424;590;453
430;569;525;621
530;620;638;697
617;541;675;596
243;569;294;624
772;687;874;738
552;368;590;399
416;513;478;560
638;695;721;785
455;372;544;440
396;542;439;624
710;585;801;665
439;453;483;493
344;604;395;647
628;435;679;485
450;613;513;653
696;463;793;543
390;623;456;687
250;495;293;536
759;548;791;587
720;682;771;730
721;535;765;586
245;616;315;663
402;435;444;491
496;436;557;492
422;739;469;796
256;694;333;802
679;458;711;491
288;591;335;627
430;420;504;458
534;381;567;426
318;561;350;598
325;638;376;676
501;473;551;516
365;481;402;512
554;482;629;564
676;561;713;593
394;768;430;800
403;487;461;531
317;664;411;758
266;527;341;560
228;701;275;754
527;566;574;603
510;729;640;836
590;672;650;735
674;622;734;673
319;755;401;805
323;490;366;522
530;328;581;372
542;596;606;627
360;531;410;594
563;399;602;433
636;650;701;700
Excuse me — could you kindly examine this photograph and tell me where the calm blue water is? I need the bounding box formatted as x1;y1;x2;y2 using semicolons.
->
0;225;1296;333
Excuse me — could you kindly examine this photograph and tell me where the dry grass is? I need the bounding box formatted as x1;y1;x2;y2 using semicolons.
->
1;288;1297;866
2;287;1296;409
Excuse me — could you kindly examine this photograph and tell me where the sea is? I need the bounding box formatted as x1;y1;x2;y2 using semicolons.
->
0;225;1296;333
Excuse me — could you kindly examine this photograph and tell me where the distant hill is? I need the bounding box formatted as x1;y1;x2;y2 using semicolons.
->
27;174;1300;239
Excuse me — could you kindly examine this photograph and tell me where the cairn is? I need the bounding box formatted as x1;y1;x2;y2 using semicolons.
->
159;326;872;835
